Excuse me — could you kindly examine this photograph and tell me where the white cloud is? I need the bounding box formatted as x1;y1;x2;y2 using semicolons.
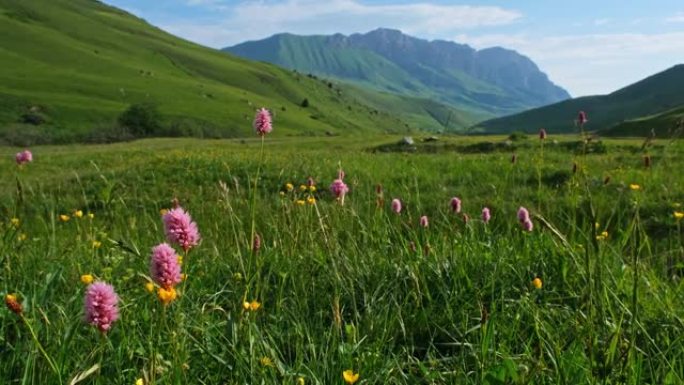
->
163;0;521;47
666;12;684;23
455;32;684;96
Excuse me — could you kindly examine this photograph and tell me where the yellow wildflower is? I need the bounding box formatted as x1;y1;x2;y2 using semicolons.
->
629;184;641;191
243;300;261;311
18;233;27;241
177;255;183;265
145;282;155;293
674;211;684;220
135;379;144;385
260;356;274;367
285;183;294;192
73;210;83;218
181;273;188;281
80;274;94;285
309;185;317;192
157;287;177;305
10;217;20;227
87;212;95;219
160;208;168;216
532;277;543;289
92;240;102;249
307;196;316;205
596;231;609;241
297;377;305;385
343;370;360;384
296;200;306;206
299;184;307;192
59;214;70;222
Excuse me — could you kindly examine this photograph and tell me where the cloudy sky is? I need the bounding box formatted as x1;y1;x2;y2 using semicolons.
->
103;0;684;97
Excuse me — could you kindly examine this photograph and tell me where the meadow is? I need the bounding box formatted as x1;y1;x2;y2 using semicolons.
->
1;133;684;384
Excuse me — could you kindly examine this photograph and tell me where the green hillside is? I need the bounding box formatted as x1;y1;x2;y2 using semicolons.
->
602;105;684;137
0;0;469;144
475;64;684;134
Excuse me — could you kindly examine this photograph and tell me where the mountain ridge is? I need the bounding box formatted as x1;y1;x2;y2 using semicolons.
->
225;28;570;117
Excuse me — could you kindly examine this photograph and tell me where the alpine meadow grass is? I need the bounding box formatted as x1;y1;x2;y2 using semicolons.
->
1;134;684;384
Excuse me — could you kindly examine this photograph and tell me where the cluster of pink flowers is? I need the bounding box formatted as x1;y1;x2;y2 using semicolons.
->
150;243;182;289
15;150;33;165
329;170;349;204
517;207;534;232
163;207;200;251
253;108;272;136
84;282;119;333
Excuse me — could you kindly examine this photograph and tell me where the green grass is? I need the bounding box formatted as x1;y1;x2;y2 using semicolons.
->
2;135;684;384
0;0;447;144
476;64;684;134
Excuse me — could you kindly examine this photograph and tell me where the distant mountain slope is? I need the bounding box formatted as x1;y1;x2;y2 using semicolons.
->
224;29;570;117
475;65;684;134
0;0;470;144
602;105;684;137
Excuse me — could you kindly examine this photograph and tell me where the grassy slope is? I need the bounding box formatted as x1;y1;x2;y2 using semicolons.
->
0;0;458;140
603;105;684;137
475;64;684;135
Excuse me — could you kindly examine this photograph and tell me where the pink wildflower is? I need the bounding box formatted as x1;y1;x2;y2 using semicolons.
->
162;207;200;251
420;215;429;228
253;233;261;253
150;243;182;289
391;198;402;214
522;219;534;232
15;150;33;165
329;170;349;204
84;282;119;333
577;111;588;125
517;207;530;223
539;128;547;140
253;108;272;136
482;207;491;223
450;197;462;213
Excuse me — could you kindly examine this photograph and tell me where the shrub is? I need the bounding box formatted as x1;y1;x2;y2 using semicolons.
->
118;103;162;137
301;98;309;108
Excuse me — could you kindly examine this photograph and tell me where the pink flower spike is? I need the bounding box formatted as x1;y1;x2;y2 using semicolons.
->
84;282;119;333
517;207;530;223
577;111;588;125
15;150;33;165
391;198;402;214
522;218;534;232
450;197;462;213
162;207;200;251
253;108;272;136
329;169;349;204
539;128;547;140
420;215;429;228
482;207;491;224
150;243;182;289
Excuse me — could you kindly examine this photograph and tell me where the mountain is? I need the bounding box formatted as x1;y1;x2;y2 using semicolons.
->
224;29;570;117
475;64;684;135
602;105;684;137
0;0;464;145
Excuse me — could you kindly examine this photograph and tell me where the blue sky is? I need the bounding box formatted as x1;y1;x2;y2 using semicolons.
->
103;0;684;97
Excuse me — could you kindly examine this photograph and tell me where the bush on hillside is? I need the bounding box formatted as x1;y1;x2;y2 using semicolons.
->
118;103;162;137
